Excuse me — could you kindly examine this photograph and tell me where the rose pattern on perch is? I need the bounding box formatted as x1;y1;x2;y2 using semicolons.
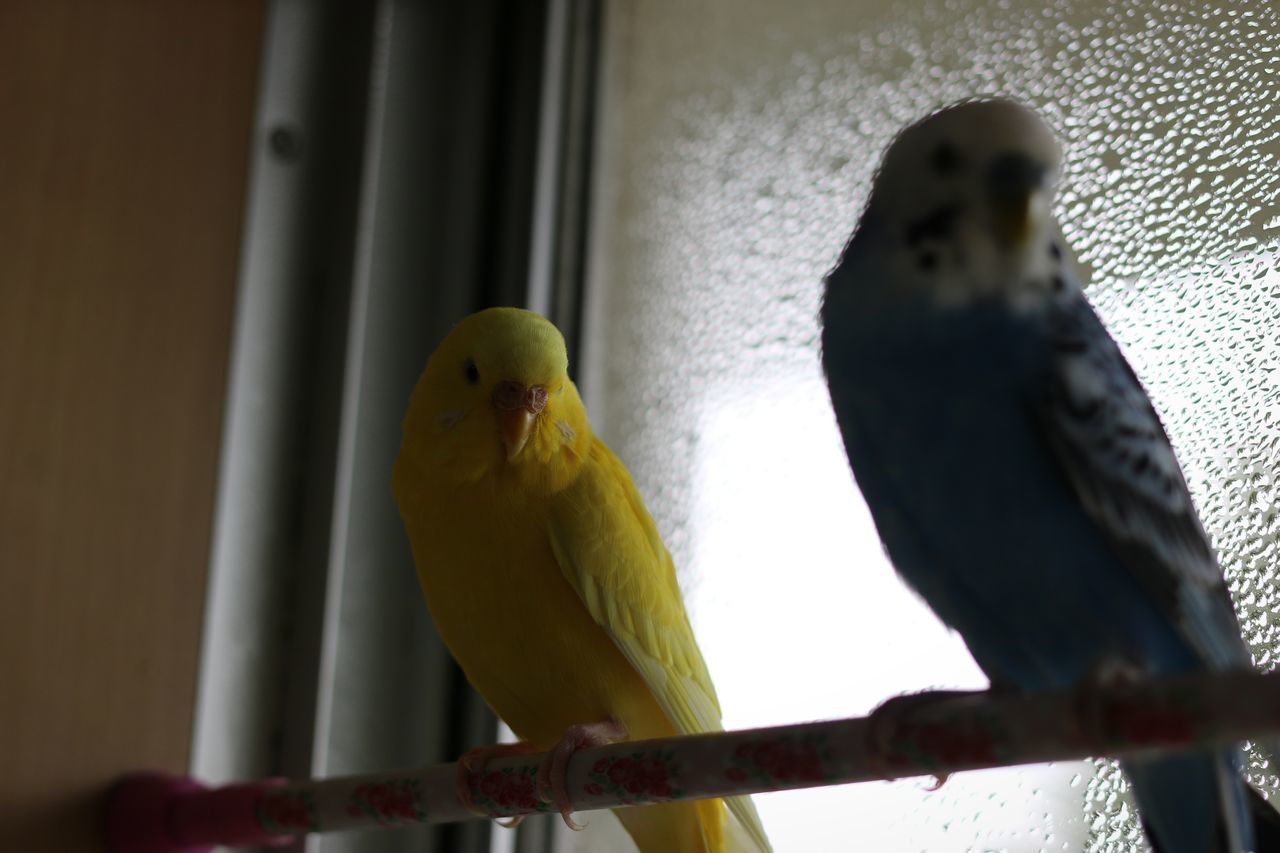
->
345;779;428;825
465;764;555;818
258;790;317;833
726;733;832;786
882;712;1004;775
584;750;685;805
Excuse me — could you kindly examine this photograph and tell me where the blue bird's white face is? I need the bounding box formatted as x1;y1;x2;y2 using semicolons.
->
862;99;1077;311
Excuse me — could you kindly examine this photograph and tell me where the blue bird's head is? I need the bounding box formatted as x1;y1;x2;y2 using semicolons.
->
853;99;1076;311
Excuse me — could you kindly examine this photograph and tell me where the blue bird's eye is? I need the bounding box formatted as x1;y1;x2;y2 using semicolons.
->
932;142;962;174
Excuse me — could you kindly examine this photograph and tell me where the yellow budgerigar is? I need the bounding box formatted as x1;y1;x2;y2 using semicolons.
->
393;307;770;853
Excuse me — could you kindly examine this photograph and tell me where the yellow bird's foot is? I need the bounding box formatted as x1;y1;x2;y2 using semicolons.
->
456;741;542;826
536;719;629;830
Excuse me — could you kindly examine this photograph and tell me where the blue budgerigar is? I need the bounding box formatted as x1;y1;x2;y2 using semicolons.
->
820;99;1277;852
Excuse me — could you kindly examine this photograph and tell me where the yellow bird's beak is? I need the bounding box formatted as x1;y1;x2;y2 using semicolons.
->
987;151;1049;249
492;380;549;461
499;408;536;460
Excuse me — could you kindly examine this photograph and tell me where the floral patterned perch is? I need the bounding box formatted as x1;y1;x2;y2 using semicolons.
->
107;669;1280;852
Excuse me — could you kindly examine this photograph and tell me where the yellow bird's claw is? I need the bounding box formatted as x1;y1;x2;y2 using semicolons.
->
536;719;629;831
558;808;585;831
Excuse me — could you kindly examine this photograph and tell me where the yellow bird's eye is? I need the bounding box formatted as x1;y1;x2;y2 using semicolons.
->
463;359;480;386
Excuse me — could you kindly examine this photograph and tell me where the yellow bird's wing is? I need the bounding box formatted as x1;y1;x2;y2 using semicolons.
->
546;439;771;853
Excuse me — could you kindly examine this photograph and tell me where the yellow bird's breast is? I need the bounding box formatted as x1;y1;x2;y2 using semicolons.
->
400;477;672;748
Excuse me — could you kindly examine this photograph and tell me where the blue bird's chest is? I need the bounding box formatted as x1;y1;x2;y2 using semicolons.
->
823;300;1197;688
826;302;1050;486
824;301;1059;554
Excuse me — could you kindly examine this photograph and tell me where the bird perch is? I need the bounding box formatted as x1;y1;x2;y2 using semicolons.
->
107;669;1280;852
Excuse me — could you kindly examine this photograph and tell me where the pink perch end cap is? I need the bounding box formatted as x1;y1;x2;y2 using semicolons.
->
106;773;295;853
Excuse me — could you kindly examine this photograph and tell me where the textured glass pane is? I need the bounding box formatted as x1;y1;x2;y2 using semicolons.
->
579;1;1280;851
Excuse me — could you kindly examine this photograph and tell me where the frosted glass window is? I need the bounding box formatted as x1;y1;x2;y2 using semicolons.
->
576;1;1280;851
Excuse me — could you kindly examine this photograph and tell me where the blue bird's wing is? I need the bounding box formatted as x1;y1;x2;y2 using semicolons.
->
1037;295;1267;853
1035;294;1250;671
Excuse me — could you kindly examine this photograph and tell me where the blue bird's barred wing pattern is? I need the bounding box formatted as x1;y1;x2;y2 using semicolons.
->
1037;294;1251;671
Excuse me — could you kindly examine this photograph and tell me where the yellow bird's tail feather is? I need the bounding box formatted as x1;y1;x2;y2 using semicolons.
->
701;794;732;845
697;797;727;852
612;797;726;852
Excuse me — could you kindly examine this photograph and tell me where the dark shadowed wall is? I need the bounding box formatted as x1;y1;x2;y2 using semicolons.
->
0;3;264;849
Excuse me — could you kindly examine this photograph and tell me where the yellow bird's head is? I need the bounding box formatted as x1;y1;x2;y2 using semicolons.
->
397;307;592;490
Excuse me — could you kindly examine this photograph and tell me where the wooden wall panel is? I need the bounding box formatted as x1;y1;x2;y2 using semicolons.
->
0;3;264;849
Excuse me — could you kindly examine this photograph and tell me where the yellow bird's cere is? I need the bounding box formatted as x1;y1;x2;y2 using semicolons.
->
393;307;771;853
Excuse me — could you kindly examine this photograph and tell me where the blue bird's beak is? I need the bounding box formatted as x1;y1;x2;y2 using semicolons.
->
987;151;1049;249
